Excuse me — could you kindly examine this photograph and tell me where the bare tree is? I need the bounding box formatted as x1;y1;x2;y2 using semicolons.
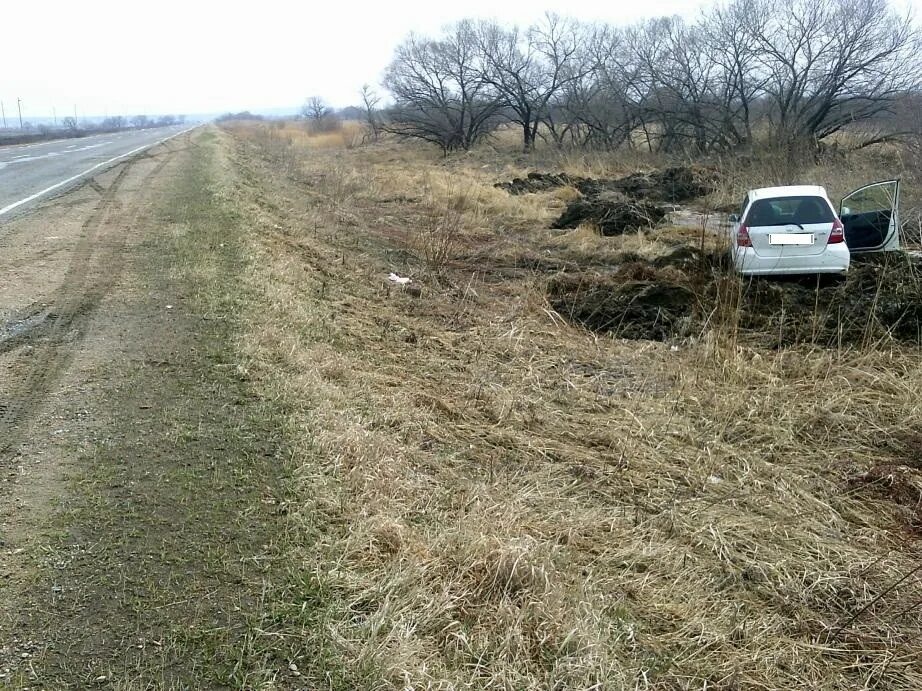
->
701;0;766;148
100;115;125;130
549;26;640;150
376;0;920;154
474;14;589;152
360;84;382;141
383;22;505;153
627;17;733;154
744;0;920;147
301;96;330;122
301;96;341;133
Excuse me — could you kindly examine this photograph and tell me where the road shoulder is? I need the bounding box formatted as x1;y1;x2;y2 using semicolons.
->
0;128;298;688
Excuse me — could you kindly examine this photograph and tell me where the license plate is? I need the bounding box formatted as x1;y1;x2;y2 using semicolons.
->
769;233;814;245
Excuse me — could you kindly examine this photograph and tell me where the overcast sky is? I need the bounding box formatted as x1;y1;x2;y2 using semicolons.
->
0;0;915;120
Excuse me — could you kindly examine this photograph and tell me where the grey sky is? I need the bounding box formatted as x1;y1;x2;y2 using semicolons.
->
0;0;914;120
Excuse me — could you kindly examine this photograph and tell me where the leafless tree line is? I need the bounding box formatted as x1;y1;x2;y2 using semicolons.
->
380;0;920;154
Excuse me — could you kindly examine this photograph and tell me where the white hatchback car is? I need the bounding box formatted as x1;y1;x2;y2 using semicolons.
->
730;180;901;275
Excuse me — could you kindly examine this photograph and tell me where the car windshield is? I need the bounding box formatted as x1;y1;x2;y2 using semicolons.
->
745;196;834;226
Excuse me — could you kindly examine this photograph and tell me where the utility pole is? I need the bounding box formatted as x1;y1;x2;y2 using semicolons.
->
53;106;57;127
1;101;6;129
74;104;78;125
17;98;23;129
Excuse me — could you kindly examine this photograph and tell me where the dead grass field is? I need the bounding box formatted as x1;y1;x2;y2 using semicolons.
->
221;121;922;689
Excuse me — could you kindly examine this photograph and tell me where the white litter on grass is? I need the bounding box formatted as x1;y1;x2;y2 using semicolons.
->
388;273;412;285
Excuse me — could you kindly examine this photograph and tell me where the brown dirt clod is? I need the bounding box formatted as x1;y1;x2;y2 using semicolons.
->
612;165;721;203
547;251;922;346
552;197;668;236
496;165;720;203
494;171;578;195
547;273;696;341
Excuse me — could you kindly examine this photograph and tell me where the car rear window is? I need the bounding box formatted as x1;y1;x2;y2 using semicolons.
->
745;196;834;226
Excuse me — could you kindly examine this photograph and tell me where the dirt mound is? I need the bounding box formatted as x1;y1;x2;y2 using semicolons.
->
495;172;578;195
571;178;624;197
547;251;922;346
498;166;720;238
613;166;720;203
652;245;708;270
496;166;720;203
547;273;696;341
552;197;667;236
734;255;922;346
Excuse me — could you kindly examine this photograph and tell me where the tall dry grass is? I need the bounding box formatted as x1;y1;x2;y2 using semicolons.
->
220;122;922;689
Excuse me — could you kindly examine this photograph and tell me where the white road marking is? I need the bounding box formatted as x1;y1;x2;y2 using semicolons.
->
0;129;172;156
0;141;113;165
0;128;193;219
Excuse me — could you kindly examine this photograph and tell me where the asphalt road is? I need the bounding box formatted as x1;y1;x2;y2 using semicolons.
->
0;126;188;220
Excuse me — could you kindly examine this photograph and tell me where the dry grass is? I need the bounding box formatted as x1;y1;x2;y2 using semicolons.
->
219;122;922;689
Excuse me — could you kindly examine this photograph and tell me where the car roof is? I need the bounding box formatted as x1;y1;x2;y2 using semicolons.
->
747;185;829;201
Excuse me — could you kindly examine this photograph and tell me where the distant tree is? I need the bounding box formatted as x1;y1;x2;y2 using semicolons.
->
101;115;125;130
61;116;79;131
301;96;330;121
360;84;382;141
338;106;364;120
132;115;150;129
300;96;340;132
215;111;263;122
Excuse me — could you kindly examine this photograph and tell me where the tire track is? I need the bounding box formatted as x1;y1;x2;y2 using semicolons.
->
0;140;180;455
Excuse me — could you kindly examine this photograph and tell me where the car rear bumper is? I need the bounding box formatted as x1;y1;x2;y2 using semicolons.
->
732;245;850;275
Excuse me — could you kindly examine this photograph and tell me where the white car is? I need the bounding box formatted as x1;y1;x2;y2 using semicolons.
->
730;180;900;275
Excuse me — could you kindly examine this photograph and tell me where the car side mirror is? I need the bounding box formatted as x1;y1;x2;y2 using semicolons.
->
728;213;740;223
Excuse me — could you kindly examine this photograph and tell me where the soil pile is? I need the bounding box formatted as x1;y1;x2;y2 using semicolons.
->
497;166;719;201
613;166;720;203
552;196;667;236
548;252;922;346
497;165;720;235
735;255;922;346
547;272;697;341
495;172;578;195
497;165;720;202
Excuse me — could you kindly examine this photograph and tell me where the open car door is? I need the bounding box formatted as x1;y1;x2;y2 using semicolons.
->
840;179;900;252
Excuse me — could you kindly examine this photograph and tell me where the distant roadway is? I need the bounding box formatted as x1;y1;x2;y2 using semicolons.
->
0;126;190;221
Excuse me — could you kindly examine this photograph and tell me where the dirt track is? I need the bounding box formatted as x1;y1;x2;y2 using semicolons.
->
0;129;293;688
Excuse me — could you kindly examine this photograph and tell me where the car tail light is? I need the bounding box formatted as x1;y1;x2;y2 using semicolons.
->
829;217;845;244
737;224;752;247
